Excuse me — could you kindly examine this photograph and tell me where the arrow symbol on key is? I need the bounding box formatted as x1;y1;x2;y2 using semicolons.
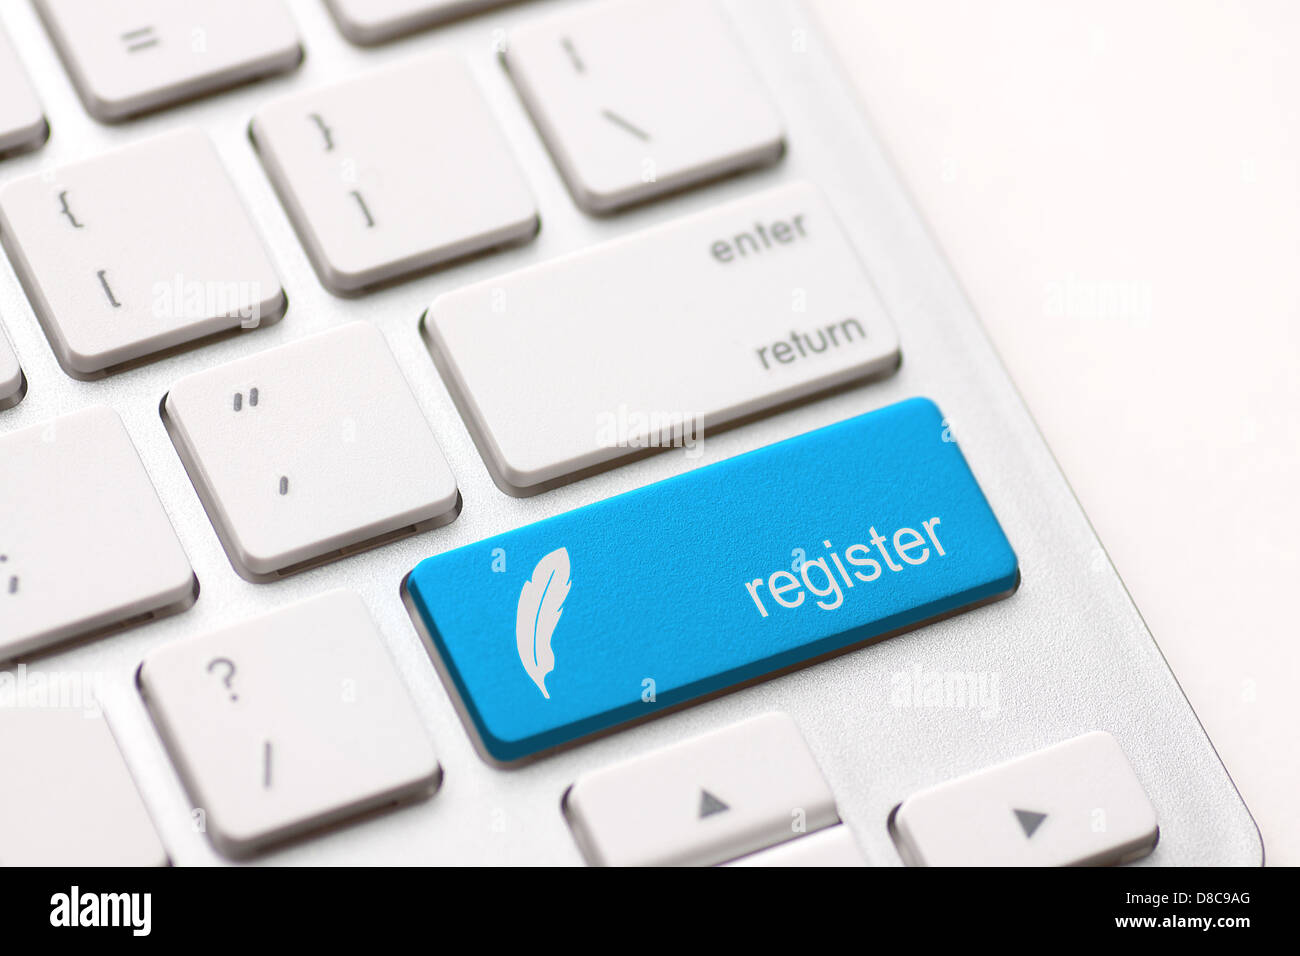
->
699;789;729;818
1013;808;1048;838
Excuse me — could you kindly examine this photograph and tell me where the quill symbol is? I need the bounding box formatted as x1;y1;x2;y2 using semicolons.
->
516;547;571;699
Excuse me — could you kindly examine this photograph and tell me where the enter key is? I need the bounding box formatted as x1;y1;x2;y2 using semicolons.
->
422;181;900;495
403;397;1019;765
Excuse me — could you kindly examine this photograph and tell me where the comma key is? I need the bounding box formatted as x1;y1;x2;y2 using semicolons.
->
163;322;459;581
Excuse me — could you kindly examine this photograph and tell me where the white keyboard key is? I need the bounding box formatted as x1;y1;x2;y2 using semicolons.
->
0;129;285;377
0;322;24;409
251;52;537;293
726;825;867;867
325;0;519;46
0;406;195;661
425;181;899;494
139;590;441;857
505;0;784;212
564;713;838;867
0;706;166;866
164;322;459;580
0;25;48;157
34;0;301;122
892;731;1160;867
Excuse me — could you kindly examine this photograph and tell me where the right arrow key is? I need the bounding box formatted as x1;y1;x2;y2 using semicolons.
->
892;731;1159;866
1013;808;1049;839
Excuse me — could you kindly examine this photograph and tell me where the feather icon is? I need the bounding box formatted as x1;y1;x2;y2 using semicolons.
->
516;547;571;699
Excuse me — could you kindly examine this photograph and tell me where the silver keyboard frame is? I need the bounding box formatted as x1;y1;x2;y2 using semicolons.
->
0;0;1261;865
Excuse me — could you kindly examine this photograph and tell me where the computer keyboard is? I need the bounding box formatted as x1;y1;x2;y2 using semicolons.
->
0;0;1260;867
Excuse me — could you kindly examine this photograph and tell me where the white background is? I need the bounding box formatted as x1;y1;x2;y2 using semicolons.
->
814;0;1298;864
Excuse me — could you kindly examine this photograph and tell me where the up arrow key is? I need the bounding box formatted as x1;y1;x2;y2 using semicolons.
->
1013;809;1048;838
699;790;729;819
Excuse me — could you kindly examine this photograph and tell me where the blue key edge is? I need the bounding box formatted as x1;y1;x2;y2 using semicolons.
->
401;397;1020;766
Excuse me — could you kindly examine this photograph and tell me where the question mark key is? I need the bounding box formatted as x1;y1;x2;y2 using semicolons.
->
138;590;440;858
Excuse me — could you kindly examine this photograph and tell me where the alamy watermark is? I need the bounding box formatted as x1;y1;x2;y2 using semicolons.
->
890;664;1000;720
0;664;103;716
152;274;264;328
595;404;704;458
1043;276;1152;323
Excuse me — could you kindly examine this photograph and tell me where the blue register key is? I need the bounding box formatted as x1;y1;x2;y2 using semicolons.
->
403;397;1019;764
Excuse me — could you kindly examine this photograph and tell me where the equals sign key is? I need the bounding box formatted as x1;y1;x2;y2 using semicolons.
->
120;26;159;53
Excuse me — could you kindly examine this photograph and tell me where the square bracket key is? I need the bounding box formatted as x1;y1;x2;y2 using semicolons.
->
251;51;538;294
0;128;285;378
